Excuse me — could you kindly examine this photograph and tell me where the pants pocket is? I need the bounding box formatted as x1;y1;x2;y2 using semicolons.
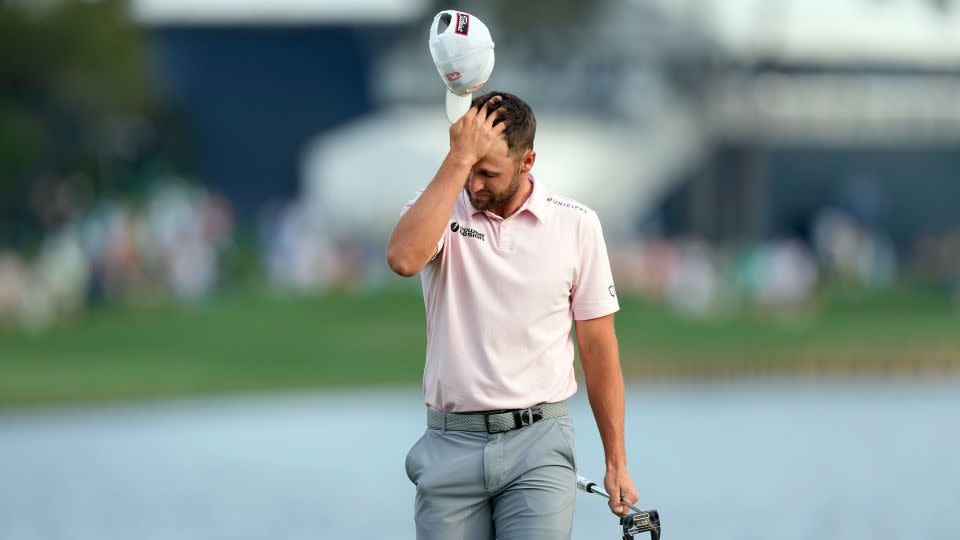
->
555;417;577;470
404;430;429;485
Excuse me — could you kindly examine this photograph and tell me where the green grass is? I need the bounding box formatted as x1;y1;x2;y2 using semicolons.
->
1;286;958;407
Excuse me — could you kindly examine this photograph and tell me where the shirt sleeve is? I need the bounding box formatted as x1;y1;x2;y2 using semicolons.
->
400;188;445;263
571;212;620;320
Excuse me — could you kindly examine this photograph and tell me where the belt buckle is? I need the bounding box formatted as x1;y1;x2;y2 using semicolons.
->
483;406;544;433
513;405;544;429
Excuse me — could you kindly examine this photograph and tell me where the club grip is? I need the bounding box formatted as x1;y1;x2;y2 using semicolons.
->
576;475;599;494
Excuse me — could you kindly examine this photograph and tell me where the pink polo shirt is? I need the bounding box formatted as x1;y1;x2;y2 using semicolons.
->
400;177;619;412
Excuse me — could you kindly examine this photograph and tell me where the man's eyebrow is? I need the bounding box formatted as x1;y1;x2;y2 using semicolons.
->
476;167;501;175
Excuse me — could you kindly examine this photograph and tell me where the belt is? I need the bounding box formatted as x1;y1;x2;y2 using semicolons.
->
427;401;568;434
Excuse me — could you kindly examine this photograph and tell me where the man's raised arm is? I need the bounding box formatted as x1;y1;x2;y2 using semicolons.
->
386;98;505;277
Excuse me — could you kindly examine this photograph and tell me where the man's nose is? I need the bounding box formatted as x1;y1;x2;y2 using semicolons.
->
467;174;484;193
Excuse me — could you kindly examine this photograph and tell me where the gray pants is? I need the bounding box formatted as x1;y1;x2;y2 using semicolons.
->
404;414;578;540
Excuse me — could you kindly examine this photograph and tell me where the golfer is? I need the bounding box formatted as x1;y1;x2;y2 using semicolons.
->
387;92;639;539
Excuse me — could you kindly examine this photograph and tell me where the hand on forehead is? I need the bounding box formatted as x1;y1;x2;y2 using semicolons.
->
478;136;513;166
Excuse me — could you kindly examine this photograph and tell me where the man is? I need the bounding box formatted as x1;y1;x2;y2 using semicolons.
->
387;91;638;539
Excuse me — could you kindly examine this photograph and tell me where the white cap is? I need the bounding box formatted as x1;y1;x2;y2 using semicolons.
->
428;10;495;123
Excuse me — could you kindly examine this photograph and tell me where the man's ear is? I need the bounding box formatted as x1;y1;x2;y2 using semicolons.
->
521;149;536;173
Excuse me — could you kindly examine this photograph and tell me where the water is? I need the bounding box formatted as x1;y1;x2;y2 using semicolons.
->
1;378;958;540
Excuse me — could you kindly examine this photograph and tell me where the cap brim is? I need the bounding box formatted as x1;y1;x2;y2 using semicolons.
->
445;90;472;123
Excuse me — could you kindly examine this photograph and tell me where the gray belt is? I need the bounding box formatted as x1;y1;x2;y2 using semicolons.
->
427;401;568;434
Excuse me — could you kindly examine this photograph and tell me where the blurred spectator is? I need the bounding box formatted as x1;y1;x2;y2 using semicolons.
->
665;239;720;316
98;203;147;301
260;201;338;291
142;183;234;300
813;208;897;288
735;241;819;309
610;238;676;300
0;253;29;324
912;229;960;298
37;227;90;316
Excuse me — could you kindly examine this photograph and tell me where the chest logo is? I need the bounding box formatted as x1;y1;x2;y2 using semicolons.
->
450;221;485;241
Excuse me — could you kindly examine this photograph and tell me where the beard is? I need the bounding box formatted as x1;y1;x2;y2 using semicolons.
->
469;171;521;212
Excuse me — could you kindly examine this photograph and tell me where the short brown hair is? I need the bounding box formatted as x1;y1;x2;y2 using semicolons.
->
470;91;536;159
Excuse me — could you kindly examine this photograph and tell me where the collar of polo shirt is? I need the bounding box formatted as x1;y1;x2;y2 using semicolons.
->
465;174;548;224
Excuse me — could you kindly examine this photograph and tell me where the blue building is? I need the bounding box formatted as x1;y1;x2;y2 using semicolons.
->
134;0;427;216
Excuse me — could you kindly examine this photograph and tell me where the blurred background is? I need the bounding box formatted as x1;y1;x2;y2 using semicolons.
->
1;0;958;538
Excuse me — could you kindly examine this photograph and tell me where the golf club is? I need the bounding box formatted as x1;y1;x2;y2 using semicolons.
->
577;475;661;540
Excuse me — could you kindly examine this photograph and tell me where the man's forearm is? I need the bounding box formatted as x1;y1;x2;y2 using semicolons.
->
581;339;627;470
386;152;471;276
387;101;507;277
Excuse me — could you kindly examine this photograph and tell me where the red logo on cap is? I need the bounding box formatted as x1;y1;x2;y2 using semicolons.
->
445;71;462;81
466;81;486;93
